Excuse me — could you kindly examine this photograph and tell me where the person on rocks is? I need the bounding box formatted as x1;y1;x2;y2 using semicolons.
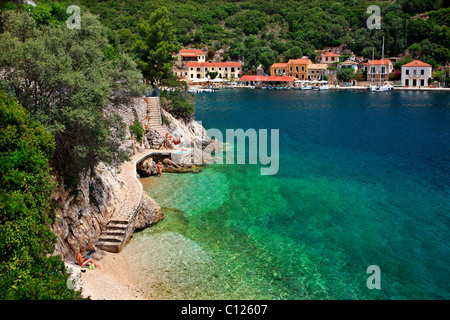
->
157;161;163;177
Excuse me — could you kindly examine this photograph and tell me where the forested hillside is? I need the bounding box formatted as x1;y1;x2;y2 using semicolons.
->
1;0;448;72
71;0;449;72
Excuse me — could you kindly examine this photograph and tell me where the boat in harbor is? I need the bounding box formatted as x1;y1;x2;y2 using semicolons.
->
372;37;393;92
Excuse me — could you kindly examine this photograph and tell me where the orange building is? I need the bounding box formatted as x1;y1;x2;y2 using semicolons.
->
270;63;288;77
286;58;312;80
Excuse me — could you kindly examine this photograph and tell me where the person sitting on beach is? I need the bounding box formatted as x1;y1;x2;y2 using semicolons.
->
76;248;100;268
156;161;163;177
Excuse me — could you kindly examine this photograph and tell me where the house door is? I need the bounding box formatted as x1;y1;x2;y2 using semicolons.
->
413;79;417;87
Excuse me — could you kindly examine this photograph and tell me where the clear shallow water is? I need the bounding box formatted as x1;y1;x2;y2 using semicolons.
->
135;90;449;299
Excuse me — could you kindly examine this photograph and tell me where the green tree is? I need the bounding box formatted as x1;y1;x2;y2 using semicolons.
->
0;88;82;299
133;6;181;86
0;11;142;186
337;68;355;82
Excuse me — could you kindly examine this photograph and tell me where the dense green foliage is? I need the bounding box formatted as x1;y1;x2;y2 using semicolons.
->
69;0;449;72
133;6;181;86
0;8;143;186
0;88;82;299
337;68;355;82
129;120;144;142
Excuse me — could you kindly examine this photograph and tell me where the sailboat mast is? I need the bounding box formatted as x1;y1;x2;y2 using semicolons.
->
380;36;384;87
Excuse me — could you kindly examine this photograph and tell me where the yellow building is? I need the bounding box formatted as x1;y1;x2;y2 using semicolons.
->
286;58;312;80
270;63;288;77
270;58;312;80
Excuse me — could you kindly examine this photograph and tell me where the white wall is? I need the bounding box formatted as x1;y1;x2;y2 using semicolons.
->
401;67;432;87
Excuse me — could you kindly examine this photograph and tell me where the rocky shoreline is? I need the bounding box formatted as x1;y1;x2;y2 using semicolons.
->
52;96;215;261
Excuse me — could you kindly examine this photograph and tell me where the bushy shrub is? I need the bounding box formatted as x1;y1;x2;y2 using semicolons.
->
0;89;82;299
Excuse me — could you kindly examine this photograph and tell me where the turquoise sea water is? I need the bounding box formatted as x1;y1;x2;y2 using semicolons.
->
136;90;449;300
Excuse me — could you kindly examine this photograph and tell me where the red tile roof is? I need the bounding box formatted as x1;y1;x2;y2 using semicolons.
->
287;59;311;65
322;52;340;57
186;62;241;68
214;62;241;67
272;63;288;68
180;49;205;57
238;75;294;82
402;60;432;68
187;62;201;67
363;59;392;66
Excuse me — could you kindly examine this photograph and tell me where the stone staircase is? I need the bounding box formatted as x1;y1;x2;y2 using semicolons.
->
96;149;168;253
145;97;167;136
96;220;130;252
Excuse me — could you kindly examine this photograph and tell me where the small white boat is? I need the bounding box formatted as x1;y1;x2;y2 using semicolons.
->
318;85;330;90
249;86;255;89
301;86;312;90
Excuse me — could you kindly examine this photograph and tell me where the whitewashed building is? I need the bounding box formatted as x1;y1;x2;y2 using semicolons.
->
401;60;432;87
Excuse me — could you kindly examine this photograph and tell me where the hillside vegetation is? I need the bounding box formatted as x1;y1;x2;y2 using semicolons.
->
71;0;449;71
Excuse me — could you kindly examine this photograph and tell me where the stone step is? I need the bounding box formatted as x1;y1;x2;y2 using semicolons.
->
104;229;126;236
98;235;123;243
109;219;128;225
96;241;120;253
107;224;127;231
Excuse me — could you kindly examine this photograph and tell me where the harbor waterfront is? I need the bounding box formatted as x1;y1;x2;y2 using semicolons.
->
127;90;449;300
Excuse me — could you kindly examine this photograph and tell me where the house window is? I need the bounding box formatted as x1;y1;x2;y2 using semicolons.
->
413;69;417;75
197;68;200;72
219;68;222;70
406;69;409;75
191;67;194;71
197;74;201;78
421;69;424;75
295;66;298;72
190;74;193;78
302;66;305;71
289;66;293;71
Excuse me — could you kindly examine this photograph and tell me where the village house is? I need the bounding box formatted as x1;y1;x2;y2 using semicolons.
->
318;51;340;66
173;49;206;80
337;60;359;72
270;63;288;76
401;60;432;87
286;58;312;80
186;61;242;82
270;58;312;80
307;64;328;81
363;59;393;82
